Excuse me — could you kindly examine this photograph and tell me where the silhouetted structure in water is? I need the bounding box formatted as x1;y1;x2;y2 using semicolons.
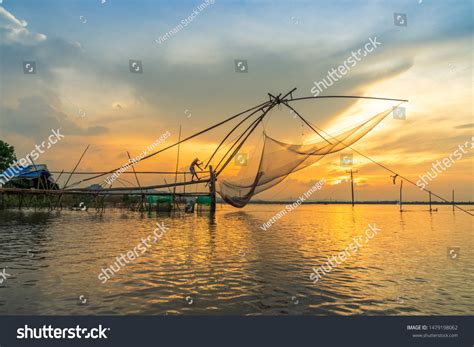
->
1;88;472;216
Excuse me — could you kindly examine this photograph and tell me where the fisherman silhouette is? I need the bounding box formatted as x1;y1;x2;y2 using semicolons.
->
190;158;203;181
391;174;399;185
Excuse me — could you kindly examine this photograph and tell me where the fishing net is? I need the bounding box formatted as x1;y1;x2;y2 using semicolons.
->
217;106;394;207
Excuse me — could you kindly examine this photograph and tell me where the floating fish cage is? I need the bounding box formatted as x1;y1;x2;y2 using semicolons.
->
147;195;173;212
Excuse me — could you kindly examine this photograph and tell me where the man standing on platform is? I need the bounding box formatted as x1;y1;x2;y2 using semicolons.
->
189;158;203;181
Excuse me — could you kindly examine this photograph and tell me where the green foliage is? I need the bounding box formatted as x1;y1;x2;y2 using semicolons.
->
0;140;17;171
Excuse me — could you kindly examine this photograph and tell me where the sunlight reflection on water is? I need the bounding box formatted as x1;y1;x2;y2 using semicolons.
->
0;204;472;315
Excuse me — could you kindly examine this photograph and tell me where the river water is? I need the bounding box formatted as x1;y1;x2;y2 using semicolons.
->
0;205;472;315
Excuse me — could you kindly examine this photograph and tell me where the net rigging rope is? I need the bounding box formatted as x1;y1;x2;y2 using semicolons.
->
280;101;473;216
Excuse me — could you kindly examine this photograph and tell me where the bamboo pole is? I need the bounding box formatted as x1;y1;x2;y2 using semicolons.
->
127;151;146;211
163;178;180;212
173;126;182;200
399;179;403;212
0;187;210;196
50;170;209;175
346;169;357;207
63;145;90;189
28;155;42;210
214;94;290;176
209;165;216;213
216;89;295;176
452;190;455;212
429;191;432;213
214;116;263;172
68;101;270;187
216;116;266;176
204;106;266;169
183;173;186;195
287;96;408;103
55;145;89;209
54;170;64;189
28;155;54;210
63;179;210;192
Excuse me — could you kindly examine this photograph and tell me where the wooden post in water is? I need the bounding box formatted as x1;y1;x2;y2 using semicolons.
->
399;179;403;212
127;151;146;211
452;189;455;212
346;169;357;207
55;145;89;210
173;126;182;210
183;173;186;195
429;191;432;213
209;165;216;213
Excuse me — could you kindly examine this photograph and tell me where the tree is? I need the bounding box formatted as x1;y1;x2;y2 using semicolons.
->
0;140;17;172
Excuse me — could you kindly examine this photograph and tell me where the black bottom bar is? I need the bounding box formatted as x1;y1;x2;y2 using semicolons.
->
0;316;472;347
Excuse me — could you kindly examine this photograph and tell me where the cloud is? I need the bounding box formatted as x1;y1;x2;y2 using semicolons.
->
0;96;108;141
0;1;472;199
0;6;46;44
454;123;473;129
0;8;86;105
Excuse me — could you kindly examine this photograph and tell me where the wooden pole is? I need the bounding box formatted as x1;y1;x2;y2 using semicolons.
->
214;90;295;176
54;169;65;209
55;145;90;209
204;106;266;169
68;101;270;187
28;155;41;210
452;189;455;212
399;179;403;212
127;151;146;211
209;165;216;213
214;116;263;172
173;126;182;199
183;173;186;195
346;169;357;207
429;191;432;213
163;178;180;212
350;170;355;207
216;100;280;176
28;155;53;209
63;145;90;189
55;170;65;184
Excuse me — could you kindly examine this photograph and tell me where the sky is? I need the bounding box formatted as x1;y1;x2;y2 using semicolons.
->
0;0;472;202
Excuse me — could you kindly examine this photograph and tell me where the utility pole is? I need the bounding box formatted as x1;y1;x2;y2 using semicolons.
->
346;169;358;207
